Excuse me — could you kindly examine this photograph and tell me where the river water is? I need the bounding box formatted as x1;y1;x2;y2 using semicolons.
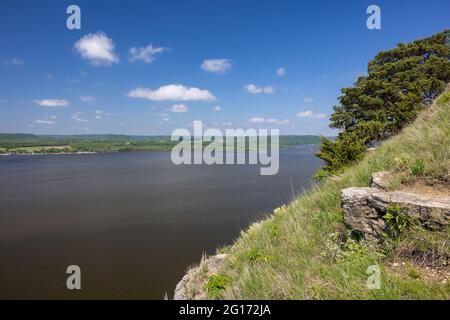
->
0;146;321;299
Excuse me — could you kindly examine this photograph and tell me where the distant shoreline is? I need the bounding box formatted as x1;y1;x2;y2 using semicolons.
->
0;151;98;157
0;144;319;157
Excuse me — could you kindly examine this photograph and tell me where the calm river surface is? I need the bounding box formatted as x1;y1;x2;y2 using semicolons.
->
0;146;321;299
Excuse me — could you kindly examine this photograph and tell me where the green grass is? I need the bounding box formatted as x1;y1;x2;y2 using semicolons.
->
213;91;450;300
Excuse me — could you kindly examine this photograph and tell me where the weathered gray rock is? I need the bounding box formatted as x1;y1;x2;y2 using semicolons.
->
371;171;393;190
342;187;450;243
174;253;228;300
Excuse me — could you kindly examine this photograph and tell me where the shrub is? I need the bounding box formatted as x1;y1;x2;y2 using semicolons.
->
246;248;266;262
384;204;413;237
205;274;229;299
314;169;329;182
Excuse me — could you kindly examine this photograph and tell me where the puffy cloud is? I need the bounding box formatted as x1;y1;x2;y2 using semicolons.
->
74;32;119;66
248;117;266;123
128;44;167;63
276;67;286;76
201;59;232;73
212;105;221;112
244;84;262;94
34;99;69;107
80;95;95;102
249;117;290;125
170;104;188;113
72;112;88;122
128;84;216;101
297;110;327;119
244;84;274;94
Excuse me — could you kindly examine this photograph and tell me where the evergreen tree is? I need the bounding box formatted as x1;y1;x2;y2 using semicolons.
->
317;30;450;173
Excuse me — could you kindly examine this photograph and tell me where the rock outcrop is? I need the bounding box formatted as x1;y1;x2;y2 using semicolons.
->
174;253;228;300
371;171;393;190
342;186;450;244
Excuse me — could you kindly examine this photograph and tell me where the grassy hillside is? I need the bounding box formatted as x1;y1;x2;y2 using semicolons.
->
204;90;450;300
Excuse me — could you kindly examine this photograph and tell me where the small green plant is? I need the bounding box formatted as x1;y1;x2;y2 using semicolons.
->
246;248;265;262
205;274;229;299
384;204;412;237
269;225;281;238
436;91;450;105
393;153;411;170
410;159;426;176
314;169;329;182
337;238;368;261
407;264;421;279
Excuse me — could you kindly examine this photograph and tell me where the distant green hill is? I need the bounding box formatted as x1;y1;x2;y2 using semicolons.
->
0;134;326;154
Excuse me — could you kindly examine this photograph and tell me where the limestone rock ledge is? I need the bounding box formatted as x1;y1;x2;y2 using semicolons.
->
174;253;228;300
342;187;450;243
371;171;393;190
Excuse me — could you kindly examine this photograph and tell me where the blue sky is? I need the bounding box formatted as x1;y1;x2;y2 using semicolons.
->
0;0;449;135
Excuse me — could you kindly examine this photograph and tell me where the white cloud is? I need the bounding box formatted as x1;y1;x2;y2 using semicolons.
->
302;97;314;103
201;59;232;73
249;117;290;125
80;96;95;102
267;118;290;125
74;32;119;66
244;84;262;94
128;84;216;101
244;84;274;94
213;105;221;112
34;99;69;107
151;112;169;117
170;104;188;113
93;109;113;119
4;58;24;65
72;112;89;122
297;110;327;119
94;110;103;119
33;119;55;124
249;117;266;123
276;67;286;76
128;44;167;63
